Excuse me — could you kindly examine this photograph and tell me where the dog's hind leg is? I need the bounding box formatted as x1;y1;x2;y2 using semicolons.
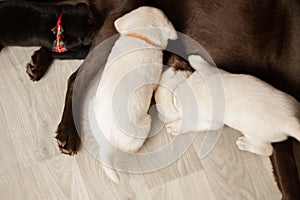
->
26;46;53;81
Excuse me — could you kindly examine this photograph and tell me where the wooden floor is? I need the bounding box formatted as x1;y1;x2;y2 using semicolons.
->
0;47;282;199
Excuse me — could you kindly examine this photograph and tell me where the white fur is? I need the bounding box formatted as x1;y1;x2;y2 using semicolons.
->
93;7;177;182
155;55;300;156
114;6;177;48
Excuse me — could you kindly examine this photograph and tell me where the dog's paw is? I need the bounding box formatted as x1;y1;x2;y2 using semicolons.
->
175;70;192;79
236;136;273;156
165;119;181;136
55;122;80;155
26;47;53;81
160;68;176;83
160;69;188;92
26;63;43;81
236;136;251;151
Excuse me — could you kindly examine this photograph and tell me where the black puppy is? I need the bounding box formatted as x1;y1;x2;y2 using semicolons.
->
0;1;93;81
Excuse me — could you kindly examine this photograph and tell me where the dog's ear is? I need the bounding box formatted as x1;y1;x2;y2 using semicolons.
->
114;10;139;33
114;16;126;34
168;29;178;41
188;55;214;73
164;21;178;40
114;6;177;48
188;55;209;66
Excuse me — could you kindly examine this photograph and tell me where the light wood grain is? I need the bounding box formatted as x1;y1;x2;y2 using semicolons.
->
0;47;282;199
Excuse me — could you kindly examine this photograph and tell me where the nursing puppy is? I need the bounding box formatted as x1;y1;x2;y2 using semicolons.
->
0;1;92;81
155;55;300;156
93;6;177;182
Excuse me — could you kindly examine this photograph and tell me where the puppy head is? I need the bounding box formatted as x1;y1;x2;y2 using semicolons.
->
114;6;178;48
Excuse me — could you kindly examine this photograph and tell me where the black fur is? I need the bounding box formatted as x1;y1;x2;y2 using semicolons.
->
0;1;93;80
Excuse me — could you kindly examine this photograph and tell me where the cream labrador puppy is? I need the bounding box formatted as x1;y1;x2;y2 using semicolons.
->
155;55;300;156
93;6;177;182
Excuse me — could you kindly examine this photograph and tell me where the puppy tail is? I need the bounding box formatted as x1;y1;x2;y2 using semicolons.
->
102;165;120;183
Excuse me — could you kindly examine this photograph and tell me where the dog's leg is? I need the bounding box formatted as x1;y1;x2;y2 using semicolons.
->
271;139;300;199
0;45;3;51
55;70;80;155
26;45;90;82
51;45;91;60
26;46;53;81
55;31;118;155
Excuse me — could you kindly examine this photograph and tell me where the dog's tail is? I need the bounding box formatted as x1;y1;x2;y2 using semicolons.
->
102;165;120;183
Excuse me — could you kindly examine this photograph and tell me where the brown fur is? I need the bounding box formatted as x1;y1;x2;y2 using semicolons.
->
167;54;194;72
55;0;300;198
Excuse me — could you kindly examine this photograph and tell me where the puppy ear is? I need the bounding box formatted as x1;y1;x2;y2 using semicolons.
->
166;22;178;40
169;30;178;40
114;16;127;34
114;9;139;34
188;55;209;66
188;55;215;73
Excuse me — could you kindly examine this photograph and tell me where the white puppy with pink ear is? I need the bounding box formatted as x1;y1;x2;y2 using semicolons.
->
93;6;177;182
155;54;300;157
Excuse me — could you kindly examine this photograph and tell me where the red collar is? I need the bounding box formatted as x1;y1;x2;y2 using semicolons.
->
126;32;156;46
51;12;67;53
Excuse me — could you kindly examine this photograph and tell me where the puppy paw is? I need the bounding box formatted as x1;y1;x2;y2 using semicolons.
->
160;69;189;93
26;47;53;81
55;122;80;155
165;119;181;136
236;136;273;156
161;67;176;80
175;69;192;78
236;136;251;151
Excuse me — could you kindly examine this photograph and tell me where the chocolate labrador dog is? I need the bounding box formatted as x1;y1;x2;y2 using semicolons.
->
56;0;300;198
0;0;93;81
